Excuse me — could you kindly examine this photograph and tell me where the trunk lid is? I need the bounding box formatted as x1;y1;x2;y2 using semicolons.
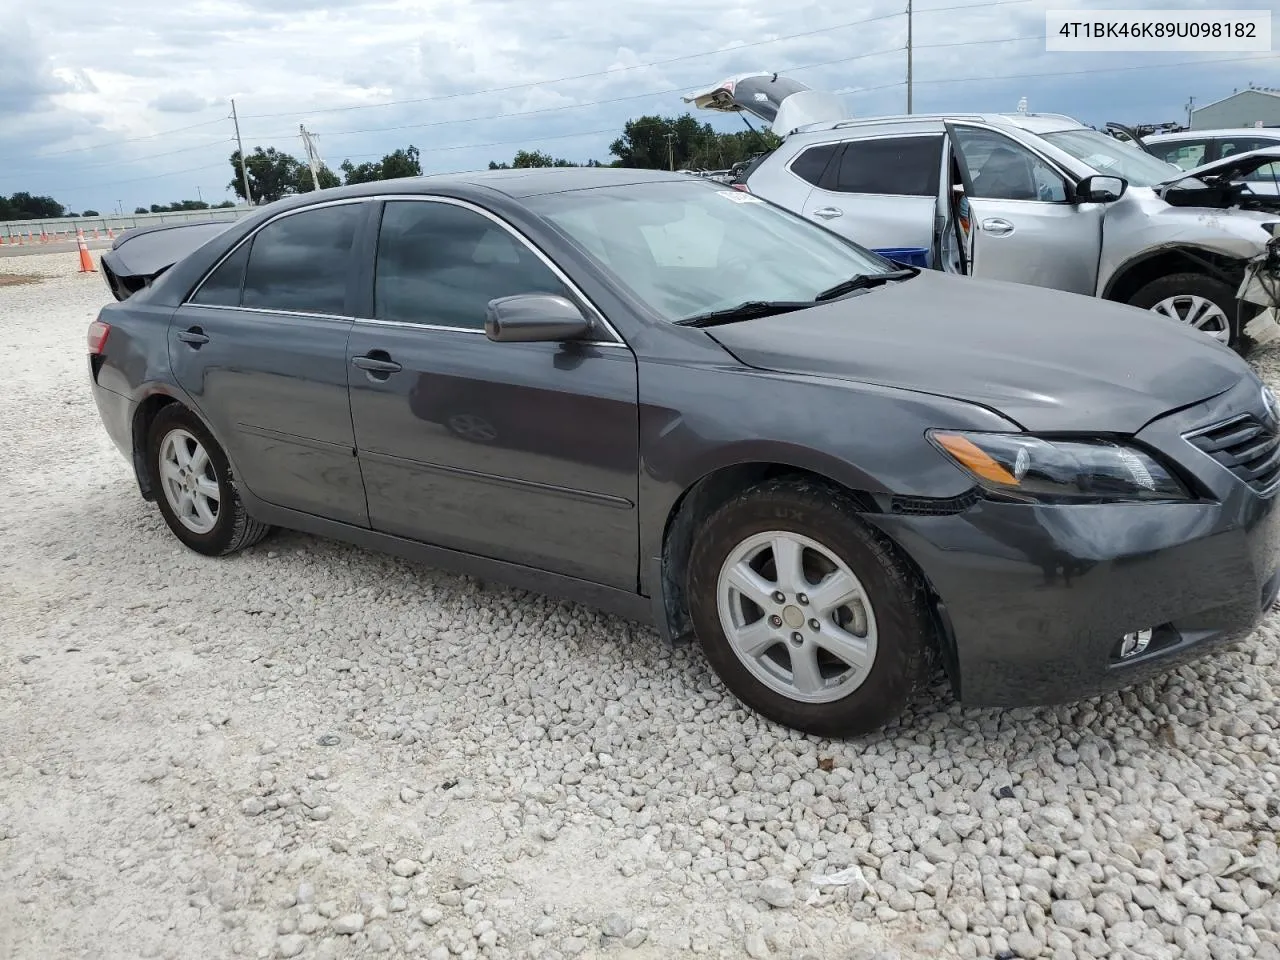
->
682;73;850;136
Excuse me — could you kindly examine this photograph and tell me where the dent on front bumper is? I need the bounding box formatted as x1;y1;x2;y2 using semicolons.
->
869;376;1280;709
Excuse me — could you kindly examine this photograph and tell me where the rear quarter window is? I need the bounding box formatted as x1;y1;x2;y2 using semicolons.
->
787;144;839;186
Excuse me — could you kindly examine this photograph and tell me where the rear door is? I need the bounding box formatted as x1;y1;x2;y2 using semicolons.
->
799;134;943;252
171;200;372;525
943;123;1102;296
1216;135;1280;195
1147;136;1215;170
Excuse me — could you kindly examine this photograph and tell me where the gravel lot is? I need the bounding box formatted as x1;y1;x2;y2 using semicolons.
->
3;251;1280;960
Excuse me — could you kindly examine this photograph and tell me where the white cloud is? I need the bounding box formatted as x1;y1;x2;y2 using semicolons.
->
0;0;1274;211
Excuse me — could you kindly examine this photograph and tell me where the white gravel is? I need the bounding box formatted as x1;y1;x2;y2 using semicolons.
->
3;250;1280;960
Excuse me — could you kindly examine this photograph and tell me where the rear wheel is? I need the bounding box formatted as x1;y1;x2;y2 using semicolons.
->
686;479;933;737
147;405;271;556
1128;272;1240;350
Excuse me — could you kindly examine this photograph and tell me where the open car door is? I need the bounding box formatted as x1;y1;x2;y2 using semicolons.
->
682;73;850;136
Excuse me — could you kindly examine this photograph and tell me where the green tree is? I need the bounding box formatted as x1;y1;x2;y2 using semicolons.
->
608;113;778;171
294;164;341;193
488;149;599;169
82;209;100;217
228;147;305;204
339;145;422;185
1;191;65;219
134;207;149;214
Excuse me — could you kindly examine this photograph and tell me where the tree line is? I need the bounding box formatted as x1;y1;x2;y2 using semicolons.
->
1;113;779;220
227;113;780;203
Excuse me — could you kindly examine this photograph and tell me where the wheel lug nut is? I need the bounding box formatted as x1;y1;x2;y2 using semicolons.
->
769;615;783;628
797;593;808;604
790;632;804;646
772;591;786;603
809;618;821;631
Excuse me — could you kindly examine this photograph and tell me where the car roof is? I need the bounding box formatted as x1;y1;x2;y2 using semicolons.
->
785;111;1087;140
1144;128;1280;140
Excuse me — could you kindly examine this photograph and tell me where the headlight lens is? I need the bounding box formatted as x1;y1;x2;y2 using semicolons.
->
929;431;1190;503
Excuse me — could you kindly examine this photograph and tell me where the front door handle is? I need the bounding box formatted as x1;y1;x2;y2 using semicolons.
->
980;218;1015;236
812;207;843;220
352;352;402;379
177;327;209;347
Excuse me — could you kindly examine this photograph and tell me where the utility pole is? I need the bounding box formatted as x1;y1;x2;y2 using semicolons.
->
666;131;675;171
906;0;913;114
230;98;253;206
196;185;203;204
1185;96;1195;130
299;125;325;191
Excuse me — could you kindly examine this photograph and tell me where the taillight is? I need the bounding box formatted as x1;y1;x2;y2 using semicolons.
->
731;182;749;193
88;319;111;355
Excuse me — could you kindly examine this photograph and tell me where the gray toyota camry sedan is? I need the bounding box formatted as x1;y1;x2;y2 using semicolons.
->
88;168;1280;736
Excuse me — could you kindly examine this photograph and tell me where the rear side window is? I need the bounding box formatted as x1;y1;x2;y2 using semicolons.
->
1150;139;1208;169
191;243;250;306
832;136;942;196
788;144;839;186
240;203;364;315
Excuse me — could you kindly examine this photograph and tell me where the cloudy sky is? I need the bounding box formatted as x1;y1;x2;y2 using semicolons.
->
1;0;1275;213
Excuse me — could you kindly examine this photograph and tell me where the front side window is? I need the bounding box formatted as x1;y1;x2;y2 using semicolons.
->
952;128;1067;202
527;180;896;323
374;200;569;329
240;203;364;315
1218;137;1280;183
832;136;942;196
1149;139;1209;170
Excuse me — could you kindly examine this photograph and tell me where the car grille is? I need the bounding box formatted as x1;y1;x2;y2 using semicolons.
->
1185;413;1280;495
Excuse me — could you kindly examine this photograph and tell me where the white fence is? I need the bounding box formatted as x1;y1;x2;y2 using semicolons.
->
0;206;255;241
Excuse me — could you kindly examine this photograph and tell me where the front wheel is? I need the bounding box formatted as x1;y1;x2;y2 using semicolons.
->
1128;272;1241;351
686;479;934;737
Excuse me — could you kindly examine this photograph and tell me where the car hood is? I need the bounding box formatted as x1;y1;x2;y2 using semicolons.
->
682;72;850;135
705;271;1247;434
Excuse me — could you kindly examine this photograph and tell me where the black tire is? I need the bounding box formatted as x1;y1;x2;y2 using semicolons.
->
1127;272;1242;352
686;478;934;738
146;404;272;556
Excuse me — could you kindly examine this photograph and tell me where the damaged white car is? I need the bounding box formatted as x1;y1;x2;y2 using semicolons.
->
687;74;1280;351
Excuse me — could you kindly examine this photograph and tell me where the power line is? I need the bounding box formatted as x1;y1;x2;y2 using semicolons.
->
3;138;233;177
0;116;229;165
915;52;1278;86
238;12;910;121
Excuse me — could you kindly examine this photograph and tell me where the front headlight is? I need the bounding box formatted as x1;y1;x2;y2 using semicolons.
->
928;431;1191;503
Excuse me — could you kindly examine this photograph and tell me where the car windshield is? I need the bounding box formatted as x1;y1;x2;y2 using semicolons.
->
525;180;897;322
1040;128;1184;187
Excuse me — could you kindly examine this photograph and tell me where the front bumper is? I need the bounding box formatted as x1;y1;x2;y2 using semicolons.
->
870;376;1280;708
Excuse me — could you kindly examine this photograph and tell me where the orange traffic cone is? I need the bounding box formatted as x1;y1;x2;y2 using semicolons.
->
92;227;100;240
106;227;115;240
76;229;96;273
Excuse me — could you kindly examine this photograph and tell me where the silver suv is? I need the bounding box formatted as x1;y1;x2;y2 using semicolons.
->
688;75;1279;349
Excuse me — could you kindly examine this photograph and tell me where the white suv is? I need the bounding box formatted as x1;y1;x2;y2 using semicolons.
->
687;74;1280;349
1142;127;1280;196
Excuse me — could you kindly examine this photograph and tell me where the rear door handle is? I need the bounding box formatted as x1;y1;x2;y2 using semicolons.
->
812;207;843;220
980;218;1014;236
177;327;209;346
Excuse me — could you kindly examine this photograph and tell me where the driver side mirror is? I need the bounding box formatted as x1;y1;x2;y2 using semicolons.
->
484;294;595;343
1075;174;1128;204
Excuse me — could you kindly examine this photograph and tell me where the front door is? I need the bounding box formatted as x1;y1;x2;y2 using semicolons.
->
346;198;640;589
942;123;1104;296
170;201;372;525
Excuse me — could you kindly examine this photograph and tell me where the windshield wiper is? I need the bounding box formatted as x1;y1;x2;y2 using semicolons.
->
673;300;812;328
814;268;917;303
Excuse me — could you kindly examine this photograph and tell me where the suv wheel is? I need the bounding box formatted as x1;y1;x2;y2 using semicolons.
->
686;479;933;737
1128;273;1240;350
